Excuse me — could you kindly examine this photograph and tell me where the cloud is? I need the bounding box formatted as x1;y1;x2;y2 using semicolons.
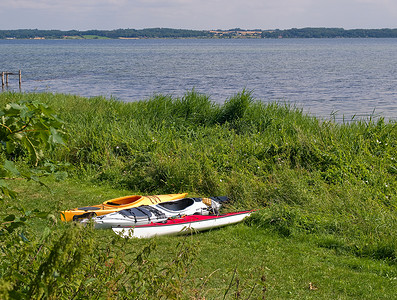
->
354;0;390;3
1;0;396;30
4;0;127;11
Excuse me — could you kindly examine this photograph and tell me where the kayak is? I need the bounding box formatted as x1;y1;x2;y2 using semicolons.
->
60;193;188;221
83;196;228;229
113;210;253;239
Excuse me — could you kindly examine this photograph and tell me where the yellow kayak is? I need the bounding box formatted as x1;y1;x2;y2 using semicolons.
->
61;193;188;221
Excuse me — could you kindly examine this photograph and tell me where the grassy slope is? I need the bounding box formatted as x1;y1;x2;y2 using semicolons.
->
1;91;397;298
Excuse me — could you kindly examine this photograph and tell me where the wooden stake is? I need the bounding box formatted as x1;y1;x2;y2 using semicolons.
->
1;71;21;88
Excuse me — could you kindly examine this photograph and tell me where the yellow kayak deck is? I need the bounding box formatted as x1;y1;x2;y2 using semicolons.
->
61;193;188;221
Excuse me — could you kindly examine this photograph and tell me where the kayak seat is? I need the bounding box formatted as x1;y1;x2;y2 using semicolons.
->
157;198;195;211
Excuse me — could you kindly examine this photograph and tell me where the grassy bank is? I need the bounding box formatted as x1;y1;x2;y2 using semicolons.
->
1;91;396;298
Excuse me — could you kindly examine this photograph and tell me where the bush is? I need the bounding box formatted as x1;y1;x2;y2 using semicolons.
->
1;222;199;299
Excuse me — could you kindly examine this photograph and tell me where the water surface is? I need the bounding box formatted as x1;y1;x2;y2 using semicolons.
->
1;38;397;121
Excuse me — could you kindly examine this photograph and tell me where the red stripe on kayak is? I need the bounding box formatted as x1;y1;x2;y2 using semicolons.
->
128;210;254;228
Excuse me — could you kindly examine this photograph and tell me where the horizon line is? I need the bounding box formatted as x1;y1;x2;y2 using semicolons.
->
2;27;397;31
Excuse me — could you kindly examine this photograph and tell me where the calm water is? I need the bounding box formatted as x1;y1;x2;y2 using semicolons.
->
1;38;397;121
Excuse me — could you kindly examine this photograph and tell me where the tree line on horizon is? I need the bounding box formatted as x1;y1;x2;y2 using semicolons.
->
1;27;397;39
261;27;397;38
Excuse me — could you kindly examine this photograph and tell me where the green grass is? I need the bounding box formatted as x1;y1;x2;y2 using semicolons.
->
1;90;396;298
7;179;397;299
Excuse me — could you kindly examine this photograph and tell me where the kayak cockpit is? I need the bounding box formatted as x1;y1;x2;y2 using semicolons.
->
104;195;142;206
157;198;195;211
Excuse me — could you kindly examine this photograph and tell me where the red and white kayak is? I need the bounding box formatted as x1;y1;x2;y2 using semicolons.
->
113;210;253;239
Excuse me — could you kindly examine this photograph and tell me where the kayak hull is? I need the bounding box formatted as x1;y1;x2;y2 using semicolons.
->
61;193;188;221
113;210;253;239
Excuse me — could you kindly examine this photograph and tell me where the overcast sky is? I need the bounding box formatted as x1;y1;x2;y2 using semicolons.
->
1;0;396;31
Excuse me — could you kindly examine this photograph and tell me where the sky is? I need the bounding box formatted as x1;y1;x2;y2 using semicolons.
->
1;0;396;31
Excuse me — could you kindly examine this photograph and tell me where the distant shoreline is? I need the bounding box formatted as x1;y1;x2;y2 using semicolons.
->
2;27;397;39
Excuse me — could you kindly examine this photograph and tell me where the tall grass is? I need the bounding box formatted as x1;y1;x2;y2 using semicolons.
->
1;90;396;264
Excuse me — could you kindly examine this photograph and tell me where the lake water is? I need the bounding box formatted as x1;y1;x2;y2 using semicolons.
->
1;38;397;121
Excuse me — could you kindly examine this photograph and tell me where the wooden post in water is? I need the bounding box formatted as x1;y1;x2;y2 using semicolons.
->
0;71;22;88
